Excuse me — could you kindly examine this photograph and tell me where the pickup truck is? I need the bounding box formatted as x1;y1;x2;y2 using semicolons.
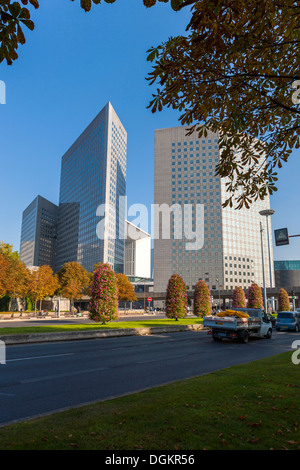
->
203;308;273;343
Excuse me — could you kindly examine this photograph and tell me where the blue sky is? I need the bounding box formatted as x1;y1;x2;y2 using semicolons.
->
0;0;299;261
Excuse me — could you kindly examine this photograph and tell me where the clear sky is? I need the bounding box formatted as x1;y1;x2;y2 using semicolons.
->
0;0;299;261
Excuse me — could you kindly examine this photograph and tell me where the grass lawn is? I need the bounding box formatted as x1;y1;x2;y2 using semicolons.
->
0;352;299;450
0;318;203;336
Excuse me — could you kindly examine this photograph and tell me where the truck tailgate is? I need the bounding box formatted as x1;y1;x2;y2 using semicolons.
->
203;316;261;330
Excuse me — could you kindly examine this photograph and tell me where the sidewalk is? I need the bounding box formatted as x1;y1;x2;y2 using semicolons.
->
0;310;160;321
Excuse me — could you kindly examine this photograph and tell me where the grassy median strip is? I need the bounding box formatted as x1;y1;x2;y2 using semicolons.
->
0;318;203;336
0;352;299;450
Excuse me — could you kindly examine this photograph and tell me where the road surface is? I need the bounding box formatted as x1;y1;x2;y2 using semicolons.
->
0;329;298;426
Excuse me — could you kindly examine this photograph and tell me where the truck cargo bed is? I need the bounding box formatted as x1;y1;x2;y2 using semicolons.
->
203;315;261;331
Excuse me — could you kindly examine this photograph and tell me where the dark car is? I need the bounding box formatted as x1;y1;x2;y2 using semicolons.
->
267;314;277;327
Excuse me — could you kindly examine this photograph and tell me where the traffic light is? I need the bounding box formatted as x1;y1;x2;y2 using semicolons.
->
291;290;295;299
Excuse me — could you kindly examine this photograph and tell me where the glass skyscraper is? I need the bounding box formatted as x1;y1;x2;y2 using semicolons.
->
55;102;127;273
20;195;58;270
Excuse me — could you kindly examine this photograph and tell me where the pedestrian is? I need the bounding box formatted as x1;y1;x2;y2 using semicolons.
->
20;307;23;318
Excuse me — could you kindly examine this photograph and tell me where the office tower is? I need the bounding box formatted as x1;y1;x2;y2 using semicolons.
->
55;102;127;273
154;126;274;293
274;260;300;287
20;195;58;269
124;220;151;279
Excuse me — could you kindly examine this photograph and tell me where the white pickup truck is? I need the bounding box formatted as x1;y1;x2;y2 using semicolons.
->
203;308;273;343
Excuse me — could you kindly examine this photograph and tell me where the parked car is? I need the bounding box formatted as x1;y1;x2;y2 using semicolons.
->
267;314;277;327
276;311;300;332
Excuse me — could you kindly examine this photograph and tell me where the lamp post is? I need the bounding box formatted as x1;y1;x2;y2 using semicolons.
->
260;221;267;312
260;209;275;313
259;209;275;288
216;278;221;310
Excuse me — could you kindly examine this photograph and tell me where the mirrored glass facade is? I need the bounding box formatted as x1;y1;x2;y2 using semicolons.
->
55;102;127;273
20;195;58;269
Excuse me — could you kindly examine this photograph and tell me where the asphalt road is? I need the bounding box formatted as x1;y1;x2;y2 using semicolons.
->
0;329;298;426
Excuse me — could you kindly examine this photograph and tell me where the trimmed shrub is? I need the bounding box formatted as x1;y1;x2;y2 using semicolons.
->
247;283;263;309
278;288;290;311
25;297;33;312
0;295;10;312
232;286;246;308
165;274;187;320
193;280;211;317
89;264;119;324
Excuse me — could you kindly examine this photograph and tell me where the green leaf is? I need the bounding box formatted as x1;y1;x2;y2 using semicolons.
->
80;0;92;12
143;0;157;8
19;18;34;30
8;2;22;17
171;0;184;11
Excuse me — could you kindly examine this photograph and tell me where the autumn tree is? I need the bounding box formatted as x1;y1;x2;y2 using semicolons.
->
165;274;187;320
89;263;119;324
232;286;246;309
0;253;9;298
0;242;30;309
0;242;20;261
2;0;299;204
116;273;137;312
28;265;59;313
247;283;263;309
278;288;290;312
146;0;300;208
4;259;29;301
0;0;102;65
193;280;211;317
57;262;90;312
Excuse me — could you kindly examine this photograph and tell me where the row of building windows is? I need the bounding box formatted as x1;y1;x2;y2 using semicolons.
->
225;256;252;262
172;139;218;146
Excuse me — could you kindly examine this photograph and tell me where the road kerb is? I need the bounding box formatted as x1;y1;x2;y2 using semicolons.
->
0;324;205;345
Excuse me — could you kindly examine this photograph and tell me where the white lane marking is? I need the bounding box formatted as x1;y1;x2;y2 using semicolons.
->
137;354;185;364
6;353;74;362
21;366;109;383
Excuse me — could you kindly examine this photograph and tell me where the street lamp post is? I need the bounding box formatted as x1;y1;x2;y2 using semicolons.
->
260;221;268;312
216;278;221;310
259;209;275;288
260;209;275;313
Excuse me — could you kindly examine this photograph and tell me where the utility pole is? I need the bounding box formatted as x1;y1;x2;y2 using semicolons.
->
259;209;275;288
260;221;267;312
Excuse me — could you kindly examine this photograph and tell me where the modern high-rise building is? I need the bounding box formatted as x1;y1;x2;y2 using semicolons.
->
55;102;127;273
275;260;300;287
20;195;58;270
153;126;274;293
